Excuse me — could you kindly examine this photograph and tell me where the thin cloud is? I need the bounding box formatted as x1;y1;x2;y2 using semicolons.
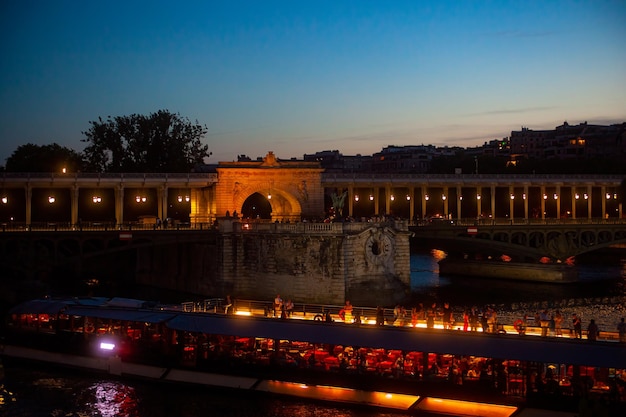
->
486;30;556;38
470;106;557;116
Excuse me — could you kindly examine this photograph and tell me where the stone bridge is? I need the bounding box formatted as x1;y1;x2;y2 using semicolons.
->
410;218;626;262
0;219;412;306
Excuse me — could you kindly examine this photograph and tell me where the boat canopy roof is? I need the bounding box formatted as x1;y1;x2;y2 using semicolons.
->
64;306;176;323
8;299;77;315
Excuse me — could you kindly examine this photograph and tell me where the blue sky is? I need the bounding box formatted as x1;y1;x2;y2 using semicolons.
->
1;0;624;165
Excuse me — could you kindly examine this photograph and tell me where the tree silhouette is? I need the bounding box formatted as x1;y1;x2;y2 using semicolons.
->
81;110;210;172
5;143;83;172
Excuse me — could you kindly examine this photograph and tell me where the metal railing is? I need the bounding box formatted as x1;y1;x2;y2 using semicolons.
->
179;297;623;342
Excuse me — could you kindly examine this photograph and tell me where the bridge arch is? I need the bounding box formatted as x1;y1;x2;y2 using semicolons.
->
233;184;303;222
214;152;325;222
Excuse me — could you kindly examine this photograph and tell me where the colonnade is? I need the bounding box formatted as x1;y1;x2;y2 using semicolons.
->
342;182;622;221
1;173;623;226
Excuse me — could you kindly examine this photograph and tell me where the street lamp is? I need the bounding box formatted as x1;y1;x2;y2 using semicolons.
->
92;196;102;203
442;194;447;217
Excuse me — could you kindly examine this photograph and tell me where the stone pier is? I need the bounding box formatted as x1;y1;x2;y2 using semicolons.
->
218;219;411;305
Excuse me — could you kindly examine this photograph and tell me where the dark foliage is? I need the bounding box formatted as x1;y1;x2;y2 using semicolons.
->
5;143;83;172
81;110;210;172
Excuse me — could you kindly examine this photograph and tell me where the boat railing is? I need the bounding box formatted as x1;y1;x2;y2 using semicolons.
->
178;297;624;342
183;298;385;322
181;298;224;313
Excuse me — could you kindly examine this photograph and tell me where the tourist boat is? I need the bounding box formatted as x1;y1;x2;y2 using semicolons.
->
1;296;624;416
438;258;578;283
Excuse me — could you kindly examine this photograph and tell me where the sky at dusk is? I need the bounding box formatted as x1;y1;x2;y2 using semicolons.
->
1;0;625;166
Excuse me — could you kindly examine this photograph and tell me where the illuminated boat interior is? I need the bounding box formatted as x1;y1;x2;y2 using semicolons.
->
2;297;625;416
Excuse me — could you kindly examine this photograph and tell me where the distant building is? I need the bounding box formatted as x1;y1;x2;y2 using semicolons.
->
510;122;626;160
304;150;372;172
370;145;452;173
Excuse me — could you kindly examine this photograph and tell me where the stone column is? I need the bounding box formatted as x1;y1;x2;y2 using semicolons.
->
587;185;593;219
115;185;124;226
555;185;561;218
385;184;391;216
509;185;514;221
373;187;379;216
409;186;415;222
25;185;32;226
476;186;482;219
601;185;607;218
421;186;428;219
71;185;79;226
523;185;529;220
571;187;577;219
490;185;496;220
442;187;449;218
540;185;546;220
348;185;354;218
456;185;462;220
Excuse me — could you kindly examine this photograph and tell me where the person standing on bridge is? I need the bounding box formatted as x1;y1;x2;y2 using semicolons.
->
426;303;437;329
572;313;582;339
587;319;599;341
618;318;626;343
539;310;550;337
554;310;563;337
273;294;283;318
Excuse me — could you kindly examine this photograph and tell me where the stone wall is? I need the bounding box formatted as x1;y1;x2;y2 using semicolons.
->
135;220;411;306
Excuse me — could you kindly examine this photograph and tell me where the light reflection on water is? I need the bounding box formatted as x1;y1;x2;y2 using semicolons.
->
0;367;406;417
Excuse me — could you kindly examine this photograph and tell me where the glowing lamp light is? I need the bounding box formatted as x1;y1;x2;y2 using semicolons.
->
354;195;359;202
575;193;580;199
425;194;430;201
92;196;101;203
177;195;183;202
369;194;374;201
48;196;56;203
390;195;395;201
99;342;116;351
476;194;481;200
406;195;410;201
1;196;7;204
543;194;547;200
553;193;558;200
510;194;515;200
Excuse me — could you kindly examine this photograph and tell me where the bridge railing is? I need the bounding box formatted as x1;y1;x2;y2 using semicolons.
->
413;217;626;227
0;221;218;232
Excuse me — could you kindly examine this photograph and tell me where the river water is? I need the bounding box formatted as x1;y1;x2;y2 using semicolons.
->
1;248;624;417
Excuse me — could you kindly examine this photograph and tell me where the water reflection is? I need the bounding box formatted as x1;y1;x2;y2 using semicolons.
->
84;381;139;417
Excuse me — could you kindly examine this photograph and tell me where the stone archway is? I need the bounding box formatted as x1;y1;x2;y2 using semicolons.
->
214;152;325;222
241;192;272;219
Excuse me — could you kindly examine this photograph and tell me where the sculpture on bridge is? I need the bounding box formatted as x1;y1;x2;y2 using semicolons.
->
331;190;348;219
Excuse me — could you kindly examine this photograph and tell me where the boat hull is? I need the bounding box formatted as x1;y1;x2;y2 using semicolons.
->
438;259;578;283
